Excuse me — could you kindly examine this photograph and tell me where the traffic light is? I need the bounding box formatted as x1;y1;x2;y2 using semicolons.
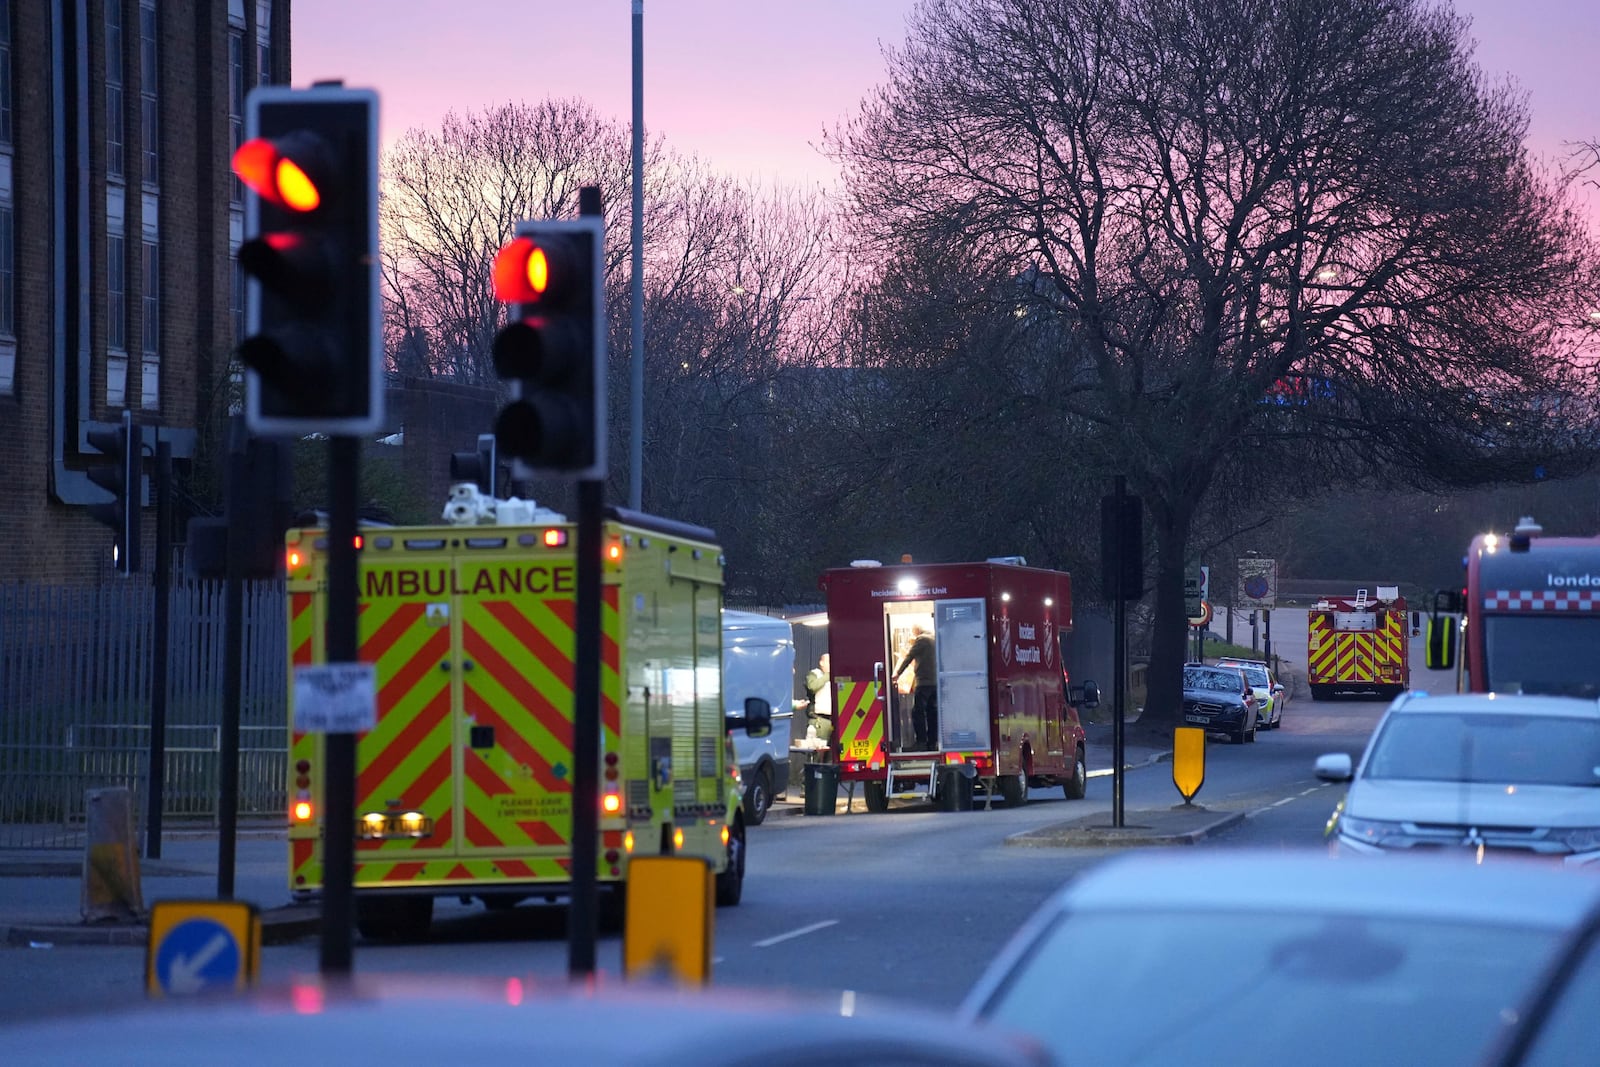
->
450;433;502;497
1099;492;1143;601
490;218;605;478
87;409;141;575
232;85;382;435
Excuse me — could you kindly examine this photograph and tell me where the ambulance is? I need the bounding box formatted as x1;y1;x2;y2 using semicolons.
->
818;557;1094;812
283;502;762;939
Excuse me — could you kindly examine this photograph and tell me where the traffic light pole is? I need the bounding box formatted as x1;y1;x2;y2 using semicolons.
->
569;184;604;979
321;435;360;975
1112;475;1127;830
569;477;603;979
218;420;248;897
146;439;171;860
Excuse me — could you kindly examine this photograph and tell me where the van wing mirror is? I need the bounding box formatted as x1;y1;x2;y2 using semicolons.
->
1425;615;1458;671
742;696;773;739
1069;680;1100;709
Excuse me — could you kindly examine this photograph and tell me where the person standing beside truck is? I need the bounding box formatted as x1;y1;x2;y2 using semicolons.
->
895;625;939;750
804;653;833;742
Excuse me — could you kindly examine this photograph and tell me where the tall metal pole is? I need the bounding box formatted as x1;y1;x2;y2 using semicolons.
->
146;438;171;860
218;420;247;896
320;436;360;975
570;186;606;977
628;0;645;510
1112;475;1126;829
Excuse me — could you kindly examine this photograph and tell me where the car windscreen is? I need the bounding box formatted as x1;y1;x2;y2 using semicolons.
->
976;909;1561;1067
1239;666;1270;687
1363;712;1600;787
1482;616;1600;698
1184;669;1238;693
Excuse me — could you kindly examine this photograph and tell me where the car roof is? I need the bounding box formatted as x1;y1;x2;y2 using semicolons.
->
1216;657;1267;668
1386;692;1600;720
6;978;1050;1067
1033;850;1600;928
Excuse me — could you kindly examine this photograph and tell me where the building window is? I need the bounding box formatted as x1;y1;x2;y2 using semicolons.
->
256;0;272;85
0;0;13;147
141;238;158;358
106;1;124;179
0;203;12;338
107;233;126;351
139;0;157;187
228;30;244;204
230;257;244;343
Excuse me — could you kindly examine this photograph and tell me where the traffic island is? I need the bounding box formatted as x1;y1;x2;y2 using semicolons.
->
1004;805;1245;848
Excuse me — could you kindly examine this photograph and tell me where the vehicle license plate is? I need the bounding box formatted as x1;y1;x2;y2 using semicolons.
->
847;739;874;760
1184;714;1209;724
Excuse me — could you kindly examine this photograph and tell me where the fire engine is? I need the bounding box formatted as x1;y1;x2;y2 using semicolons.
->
1306;587;1411;701
1426;517;1600;697
283;496;760;940
818;558;1094;812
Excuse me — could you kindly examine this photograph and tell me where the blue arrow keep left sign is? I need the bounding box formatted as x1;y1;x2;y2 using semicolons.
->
154;917;241;995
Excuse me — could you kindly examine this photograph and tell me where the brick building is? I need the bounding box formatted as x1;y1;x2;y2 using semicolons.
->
0;0;291;582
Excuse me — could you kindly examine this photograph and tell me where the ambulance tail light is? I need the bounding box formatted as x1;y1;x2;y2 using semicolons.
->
720;825;730;846
602;791;622;815
293;800;314;822
542;527;568;548
673;827;685;851
605;540;623;564
623;831;635;853
286;547;304;571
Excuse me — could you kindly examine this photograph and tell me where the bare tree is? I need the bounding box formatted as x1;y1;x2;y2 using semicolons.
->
379;99;643;384
835;0;1600;737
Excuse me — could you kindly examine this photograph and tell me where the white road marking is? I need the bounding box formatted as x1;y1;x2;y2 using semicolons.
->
753;920;839;948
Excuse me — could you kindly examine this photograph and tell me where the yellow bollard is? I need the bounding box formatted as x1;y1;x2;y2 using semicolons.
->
1172;727;1206;804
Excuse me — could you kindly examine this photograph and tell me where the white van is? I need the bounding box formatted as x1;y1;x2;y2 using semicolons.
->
722;610;797;824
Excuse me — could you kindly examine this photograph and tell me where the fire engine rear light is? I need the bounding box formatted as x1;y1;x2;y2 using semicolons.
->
293;801;313;822
602;792;622;814
543;528;568;548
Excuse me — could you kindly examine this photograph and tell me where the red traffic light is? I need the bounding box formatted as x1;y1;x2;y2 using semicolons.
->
493;236;553;304
232;133;330;212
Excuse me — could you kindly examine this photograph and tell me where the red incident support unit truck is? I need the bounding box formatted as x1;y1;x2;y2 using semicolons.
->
819;558;1092;812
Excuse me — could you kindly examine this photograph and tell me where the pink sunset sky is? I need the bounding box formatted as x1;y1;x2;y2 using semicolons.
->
294;1;1597;200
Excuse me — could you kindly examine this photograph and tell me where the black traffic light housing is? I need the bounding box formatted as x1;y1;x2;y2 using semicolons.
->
87;409;142;576
234;85;382;436
1100;492;1143;601
490;218;605;478
450;433;503;497
185;436;294;580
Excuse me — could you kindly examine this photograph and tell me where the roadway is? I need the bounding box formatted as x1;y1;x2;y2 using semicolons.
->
0;690;1411;1021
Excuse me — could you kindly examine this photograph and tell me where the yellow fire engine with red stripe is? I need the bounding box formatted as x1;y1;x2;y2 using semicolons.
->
283;505;750;940
1306;587;1410;701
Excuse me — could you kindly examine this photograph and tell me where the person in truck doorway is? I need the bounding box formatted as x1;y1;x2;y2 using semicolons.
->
804;653;833;742
895;624;939;750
